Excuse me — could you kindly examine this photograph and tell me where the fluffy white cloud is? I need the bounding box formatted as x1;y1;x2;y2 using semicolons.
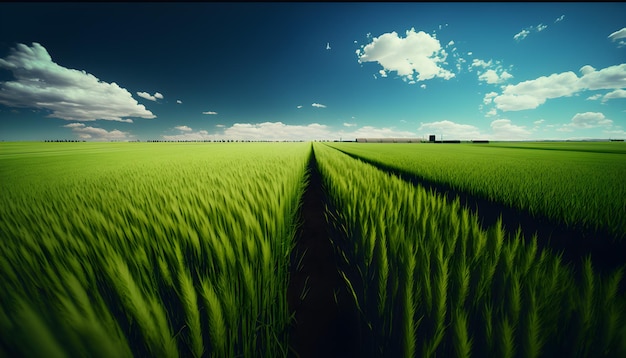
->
379;69;387;78
345;126;416;138
471;59;512;84
578;64;626;90
0;42;155;122
586;94;602;101
486;108;497;117
312;103;326;108
470;59;491;70
555;15;565;23
137;91;162;101
490;119;531;140
357;28;454;82
488;64;626;111
416;119;532;140
63;123;133;141
420;84;427;89
603;89;626;101
608;28;626;41
567;112;613;129
483;91;498;104
297;105;303;109
418;120;482;140
536;24;547;32
202;111;218;115
174;125;192;131
176;100;182;104
161;122;418;141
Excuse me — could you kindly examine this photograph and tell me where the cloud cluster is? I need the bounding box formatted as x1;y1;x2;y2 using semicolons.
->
63;123;133;141
162;122;417;141
137;91;163;101
0;43;155;122
417;119;531;140
356;28;455;82
486;64;626;111
470;58;513;85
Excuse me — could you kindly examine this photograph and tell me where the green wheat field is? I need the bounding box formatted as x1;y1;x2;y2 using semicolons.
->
1;141;625;357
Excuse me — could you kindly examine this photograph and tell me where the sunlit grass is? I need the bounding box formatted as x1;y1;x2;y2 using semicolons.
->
328;142;626;239
0;142;309;357
314;142;626;357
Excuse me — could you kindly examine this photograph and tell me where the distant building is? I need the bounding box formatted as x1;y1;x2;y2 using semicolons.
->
429;135;436;142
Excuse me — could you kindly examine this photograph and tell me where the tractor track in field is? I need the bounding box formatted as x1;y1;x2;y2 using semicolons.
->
287;147;360;358
330;146;626;277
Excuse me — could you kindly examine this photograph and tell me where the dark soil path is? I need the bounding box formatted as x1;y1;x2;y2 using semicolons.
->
331;146;626;277
287;147;360;358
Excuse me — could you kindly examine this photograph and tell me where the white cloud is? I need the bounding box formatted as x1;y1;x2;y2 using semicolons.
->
533;119;545;125
326;42;331;50
161;122;418;141
379;69;387;78
500;71;513;81
202;111;218;115
137;91;163;102
489;64;626;111
175;125;192;131
603;89;626;101
0;42;155;122
63;122;133;141
483;91;498;104
357;27;455;82
447;40;455;46
470;59;492;69
418;120;482;140
514;23;550;41
514;29;530;41
346;126;416;138
312;103;326;108
578;64;626;90
420;84;427;89
490;119;531;140
608;28;626;42
568;112;613;128
586;94;602;101
297;105;303;109
478;69;500;84
486;108;497;117
176;100;182;104
555;15;565;23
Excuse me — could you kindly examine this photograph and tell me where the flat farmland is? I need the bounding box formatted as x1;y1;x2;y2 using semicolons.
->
1;141;625;357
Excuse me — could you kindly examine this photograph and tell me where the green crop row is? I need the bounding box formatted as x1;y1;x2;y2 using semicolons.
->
314;143;626;357
0;142;310;357
327;142;626;239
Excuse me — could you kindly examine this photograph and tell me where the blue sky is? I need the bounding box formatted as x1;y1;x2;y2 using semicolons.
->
0;2;624;141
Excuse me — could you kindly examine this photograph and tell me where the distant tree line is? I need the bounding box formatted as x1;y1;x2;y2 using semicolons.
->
44;139;87;142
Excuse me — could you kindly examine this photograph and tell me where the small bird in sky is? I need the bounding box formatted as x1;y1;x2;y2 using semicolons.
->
326;42;331;50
